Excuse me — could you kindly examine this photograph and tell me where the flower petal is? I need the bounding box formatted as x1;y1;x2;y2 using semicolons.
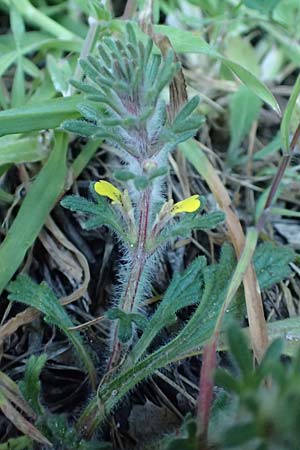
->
171;195;201;215
94;180;122;204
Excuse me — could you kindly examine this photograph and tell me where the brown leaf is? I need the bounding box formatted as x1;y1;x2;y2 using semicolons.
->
0;392;52;447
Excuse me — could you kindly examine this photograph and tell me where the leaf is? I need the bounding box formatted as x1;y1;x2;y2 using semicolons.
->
253;242;295;290
119;21;279;112
0;132;68;295
61;194;130;243
253;133;281;160
0;372;50;447
280;74;300;151
214;368;240;393
0;95;83;135
153;24;212;54
10;6;25;47
47;54;72;97
221;58;280;115
19;354;47;415
62;119;100;137
165;414;198;450
157;211;225;247
131;256;207;362
39;413;112;450
0;436;33;450
225;36;260;77
7;275;96;387
257;338;284;379
11;58;25;108
227;325;253;377
106;308;148;343
223;422;258;446
227;86;262;166
0;134;48;165
78;245;237;434
152;24;280;113
114;169;135;181
243;0;282;14
10;0;77;41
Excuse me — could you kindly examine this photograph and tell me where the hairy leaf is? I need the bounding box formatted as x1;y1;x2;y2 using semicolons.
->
78;245;237;434
61;194;130;243
254;242;295;290
157;211;225;247
131;256;207;362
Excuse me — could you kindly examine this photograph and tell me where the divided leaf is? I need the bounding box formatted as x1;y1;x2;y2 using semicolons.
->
254;242;295;290
131;256;207;362
61;193;130;244
106;308;148;343
79;245;238;432
157;211;225;247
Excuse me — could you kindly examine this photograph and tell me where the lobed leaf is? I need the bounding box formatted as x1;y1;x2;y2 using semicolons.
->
61;194;130;243
157;211;225;247
254;242;295;290
131;256;207;362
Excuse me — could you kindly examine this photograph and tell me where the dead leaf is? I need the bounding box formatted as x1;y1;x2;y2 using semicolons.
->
0;371;52;446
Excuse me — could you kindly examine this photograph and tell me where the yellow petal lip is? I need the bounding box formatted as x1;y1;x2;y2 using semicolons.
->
94;180;122;204
171;195;201;215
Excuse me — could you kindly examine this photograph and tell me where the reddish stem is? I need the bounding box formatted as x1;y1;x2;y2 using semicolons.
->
197;338;217;445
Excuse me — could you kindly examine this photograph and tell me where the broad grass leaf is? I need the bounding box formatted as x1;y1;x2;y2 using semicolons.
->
0;132;68;294
0;135;48;165
227;86;262;165
225;36;260;77
0;95;83;135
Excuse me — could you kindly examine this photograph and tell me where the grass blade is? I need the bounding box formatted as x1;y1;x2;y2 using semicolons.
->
0;95;83;135
0;131;68;295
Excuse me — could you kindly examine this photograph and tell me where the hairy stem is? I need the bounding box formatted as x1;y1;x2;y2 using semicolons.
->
107;187;152;372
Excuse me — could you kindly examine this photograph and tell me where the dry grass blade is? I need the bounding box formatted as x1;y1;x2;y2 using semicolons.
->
0;371;51;446
45;217;90;305
0;308;39;346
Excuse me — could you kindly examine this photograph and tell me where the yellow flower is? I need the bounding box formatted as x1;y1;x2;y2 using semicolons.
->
171;195;201;215
94;180;122;204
